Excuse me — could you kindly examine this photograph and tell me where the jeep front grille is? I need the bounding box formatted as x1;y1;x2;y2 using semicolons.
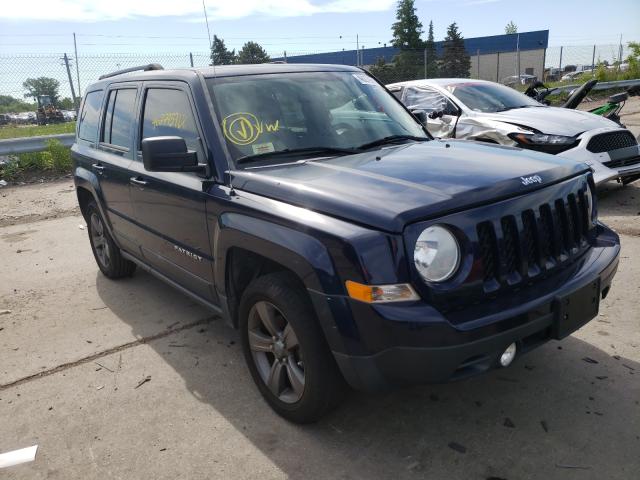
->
477;191;591;283
586;130;637;153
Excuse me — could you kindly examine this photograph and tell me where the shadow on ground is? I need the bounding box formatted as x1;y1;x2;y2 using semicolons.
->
96;270;639;480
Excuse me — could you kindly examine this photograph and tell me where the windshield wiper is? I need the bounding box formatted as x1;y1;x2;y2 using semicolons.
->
496;105;537;112
357;135;428;150
236;146;359;166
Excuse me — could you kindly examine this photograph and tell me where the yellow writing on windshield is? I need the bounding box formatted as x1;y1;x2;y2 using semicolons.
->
222;112;279;146
151;112;187;130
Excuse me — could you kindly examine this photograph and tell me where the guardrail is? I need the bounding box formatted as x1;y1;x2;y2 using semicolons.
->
0;133;75;156
548;79;640;95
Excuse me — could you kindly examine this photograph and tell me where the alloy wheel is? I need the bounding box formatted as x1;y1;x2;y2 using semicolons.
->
90;212;110;269
247;300;305;403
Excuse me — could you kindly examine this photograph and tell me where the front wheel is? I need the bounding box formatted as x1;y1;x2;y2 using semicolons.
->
239;272;346;423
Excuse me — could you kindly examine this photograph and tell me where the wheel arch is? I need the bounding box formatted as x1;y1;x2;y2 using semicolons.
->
74;166;117;241
213;212;344;329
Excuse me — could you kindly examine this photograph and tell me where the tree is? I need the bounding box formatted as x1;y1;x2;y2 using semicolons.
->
626;41;640;79
505;21;518;34
237;41;270;64
59;97;75;110
391;0;424;49
22;77;60;105
425;20;438;78
210;35;236;65
440;23;471;78
369;57;399;84
0;94;36;114
389;0;425;80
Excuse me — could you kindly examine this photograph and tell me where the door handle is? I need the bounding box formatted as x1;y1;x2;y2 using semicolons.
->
92;163;105;172
130;176;148;187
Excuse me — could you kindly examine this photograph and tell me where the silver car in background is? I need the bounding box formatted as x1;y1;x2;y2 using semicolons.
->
387;79;640;186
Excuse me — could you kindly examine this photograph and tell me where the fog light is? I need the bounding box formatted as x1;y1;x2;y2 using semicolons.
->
499;343;517;367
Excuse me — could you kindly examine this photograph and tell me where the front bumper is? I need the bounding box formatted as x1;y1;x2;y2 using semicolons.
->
557;129;640;185
312;225;620;392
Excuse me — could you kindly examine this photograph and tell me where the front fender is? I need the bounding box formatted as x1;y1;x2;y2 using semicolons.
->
213;212;341;295
212;212;361;354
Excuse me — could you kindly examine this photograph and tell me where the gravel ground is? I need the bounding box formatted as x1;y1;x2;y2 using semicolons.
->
1;105;639;479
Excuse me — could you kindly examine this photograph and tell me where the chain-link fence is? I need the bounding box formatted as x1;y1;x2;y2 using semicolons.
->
0;41;637;116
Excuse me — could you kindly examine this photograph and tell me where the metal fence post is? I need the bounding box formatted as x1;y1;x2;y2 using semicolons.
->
496;52;500;82
516;33;521;77
189;52;194;67
477;49;480;78
424;48;427;79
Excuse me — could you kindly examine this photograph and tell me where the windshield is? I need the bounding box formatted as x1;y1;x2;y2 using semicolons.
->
206;71;427;164
445;82;542;113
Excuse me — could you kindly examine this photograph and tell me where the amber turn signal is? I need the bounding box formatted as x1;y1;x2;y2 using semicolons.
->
345;280;419;303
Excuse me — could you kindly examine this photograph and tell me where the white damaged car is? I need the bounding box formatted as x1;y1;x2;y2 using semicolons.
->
387;78;640;186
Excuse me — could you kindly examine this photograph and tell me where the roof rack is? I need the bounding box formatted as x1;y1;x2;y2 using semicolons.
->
98;63;164;80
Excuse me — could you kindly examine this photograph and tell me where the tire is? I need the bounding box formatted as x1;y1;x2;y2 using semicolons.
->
622;174;640;186
239;272;346;423
86;201;136;279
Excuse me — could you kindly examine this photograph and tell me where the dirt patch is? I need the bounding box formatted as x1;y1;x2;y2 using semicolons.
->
0;177;80;227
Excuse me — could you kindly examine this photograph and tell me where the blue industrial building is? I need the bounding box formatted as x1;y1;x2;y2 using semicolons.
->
273;30;549;67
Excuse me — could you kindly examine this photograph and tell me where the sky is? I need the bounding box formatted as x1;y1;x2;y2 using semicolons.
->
0;0;638;100
1;0;639;56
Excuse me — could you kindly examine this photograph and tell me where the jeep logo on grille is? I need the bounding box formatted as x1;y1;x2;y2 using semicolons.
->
521;175;542;186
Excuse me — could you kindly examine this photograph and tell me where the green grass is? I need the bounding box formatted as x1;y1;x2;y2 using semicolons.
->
0;121;75;140
0;139;72;181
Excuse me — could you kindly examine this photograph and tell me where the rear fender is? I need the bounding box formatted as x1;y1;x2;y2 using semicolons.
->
74;165;118;244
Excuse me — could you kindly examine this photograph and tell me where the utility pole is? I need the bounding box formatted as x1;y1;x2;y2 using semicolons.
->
62;53;77;107
73;33;81;105
189;52;194;67
591;44;596;71
356;34;359;66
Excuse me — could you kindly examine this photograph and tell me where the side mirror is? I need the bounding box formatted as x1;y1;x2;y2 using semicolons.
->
411;109;428;124
141;136;207;174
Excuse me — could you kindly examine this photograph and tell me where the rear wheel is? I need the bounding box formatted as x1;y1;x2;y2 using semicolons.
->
239;272;346;423
86;201;136;279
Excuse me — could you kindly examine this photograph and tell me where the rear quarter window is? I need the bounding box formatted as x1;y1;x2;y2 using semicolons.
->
101;88;137;150
78;90;103;143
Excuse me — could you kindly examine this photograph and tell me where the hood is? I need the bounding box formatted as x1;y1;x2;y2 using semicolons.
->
483;106;618;136
231;140;588;233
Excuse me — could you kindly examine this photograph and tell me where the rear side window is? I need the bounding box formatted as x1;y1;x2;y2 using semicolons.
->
141;88;201;155
101;88;137;149
78;91;103;142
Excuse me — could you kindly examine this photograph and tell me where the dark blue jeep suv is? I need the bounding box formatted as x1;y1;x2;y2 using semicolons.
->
72;63;620;423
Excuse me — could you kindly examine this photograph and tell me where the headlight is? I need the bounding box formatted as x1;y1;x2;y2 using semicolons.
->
414;225;460;282
585;185;596;225
509;132;578;153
